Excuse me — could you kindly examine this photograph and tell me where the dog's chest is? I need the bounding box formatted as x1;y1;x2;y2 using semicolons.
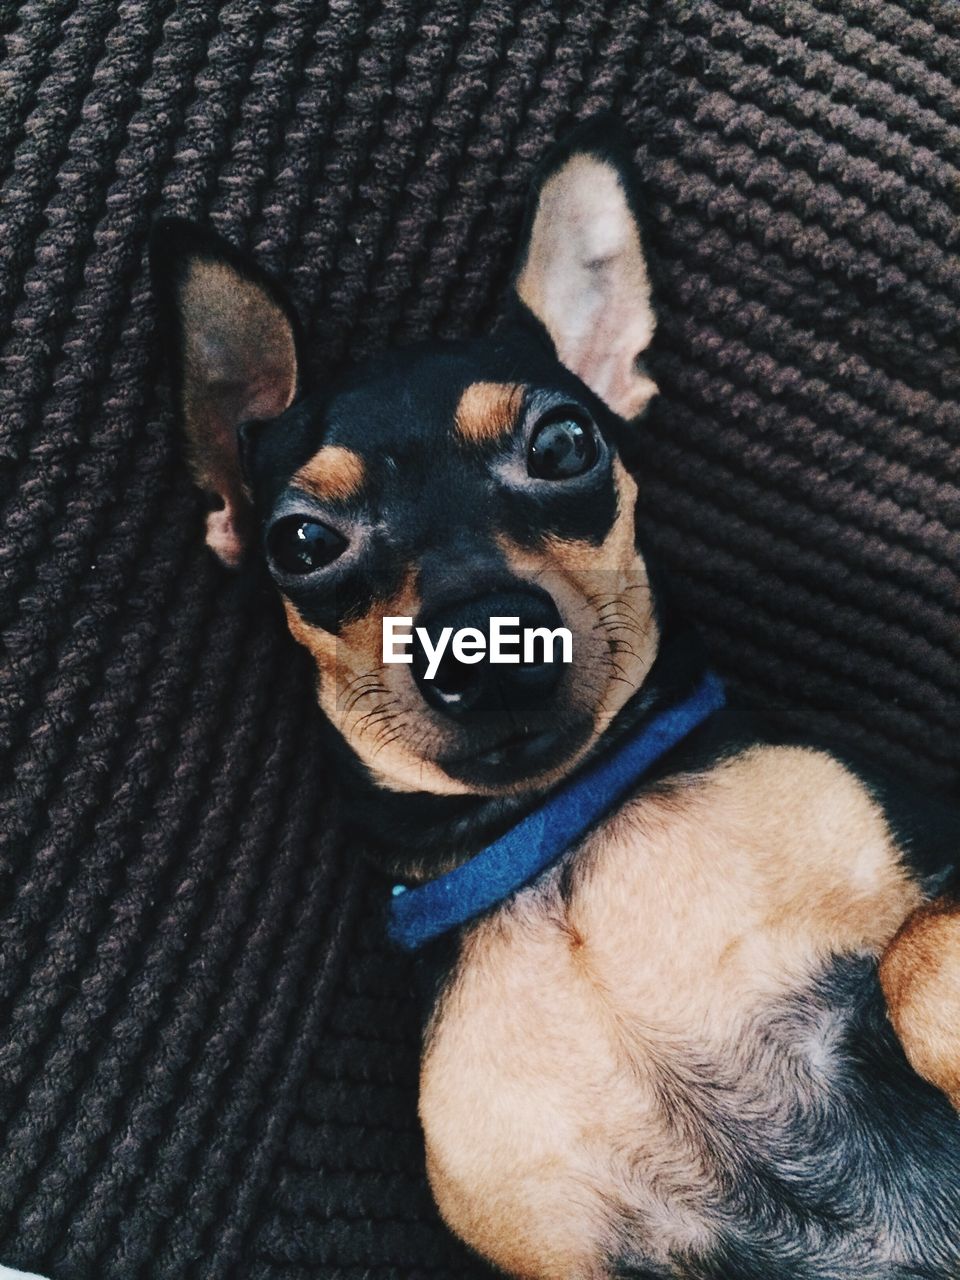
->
418;745;920;1280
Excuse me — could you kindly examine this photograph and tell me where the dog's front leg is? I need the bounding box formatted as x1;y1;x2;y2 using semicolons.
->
880;894;960;1109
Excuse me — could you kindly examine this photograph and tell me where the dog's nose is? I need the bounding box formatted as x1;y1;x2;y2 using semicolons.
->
412;589;566;718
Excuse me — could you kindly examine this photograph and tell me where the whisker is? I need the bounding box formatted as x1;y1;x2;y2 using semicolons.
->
353;697;401;734
372;727;404;756
343;681;391;716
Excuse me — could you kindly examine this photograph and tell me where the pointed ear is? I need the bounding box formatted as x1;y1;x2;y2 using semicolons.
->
513;121;658;422
150;220;301;566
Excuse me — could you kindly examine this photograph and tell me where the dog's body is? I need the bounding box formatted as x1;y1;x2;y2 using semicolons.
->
416;677;960;1278
153;122;960;1278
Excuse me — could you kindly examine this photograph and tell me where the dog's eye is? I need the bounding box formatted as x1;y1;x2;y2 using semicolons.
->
267;517;347;574
528;412;598;480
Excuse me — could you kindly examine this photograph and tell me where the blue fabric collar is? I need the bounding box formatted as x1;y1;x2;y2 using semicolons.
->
388;670;726;951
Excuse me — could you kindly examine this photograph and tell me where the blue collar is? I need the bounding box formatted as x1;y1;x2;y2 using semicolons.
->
388;670;726;951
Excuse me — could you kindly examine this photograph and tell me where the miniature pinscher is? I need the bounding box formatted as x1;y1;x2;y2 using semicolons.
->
152;120;960;1279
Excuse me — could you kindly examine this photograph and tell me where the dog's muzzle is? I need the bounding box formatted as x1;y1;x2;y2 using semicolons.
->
411;588;565;719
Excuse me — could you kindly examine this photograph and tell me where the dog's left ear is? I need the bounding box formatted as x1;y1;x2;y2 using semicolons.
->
150;220;301;566
513;121;657;422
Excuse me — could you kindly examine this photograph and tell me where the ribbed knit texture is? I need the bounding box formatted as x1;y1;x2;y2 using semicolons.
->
0;2;957;1276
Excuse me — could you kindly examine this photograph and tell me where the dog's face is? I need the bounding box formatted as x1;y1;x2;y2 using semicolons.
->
153;128;662;798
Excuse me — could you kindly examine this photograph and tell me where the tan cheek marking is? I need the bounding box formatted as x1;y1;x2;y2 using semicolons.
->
543;458;639;579
498;459;658;749
421;748;921;1277
454;381;523;444
293;445;366;503
880;896;960;1109
544;463;658;737
282;577;416;695
281;581;472;798
496;459;640;585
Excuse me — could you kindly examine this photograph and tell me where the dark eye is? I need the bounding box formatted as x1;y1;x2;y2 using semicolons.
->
267;517;347;574
527;412;598;480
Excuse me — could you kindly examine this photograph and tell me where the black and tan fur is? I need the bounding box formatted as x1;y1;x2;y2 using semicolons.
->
152;121;960;1278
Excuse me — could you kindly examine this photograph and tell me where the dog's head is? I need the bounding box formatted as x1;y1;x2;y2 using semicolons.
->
152;125;662;801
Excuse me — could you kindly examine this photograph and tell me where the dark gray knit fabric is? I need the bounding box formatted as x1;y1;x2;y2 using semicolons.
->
1;1;958;1276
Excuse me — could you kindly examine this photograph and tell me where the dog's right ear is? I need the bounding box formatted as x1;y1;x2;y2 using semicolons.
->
150;220;301;567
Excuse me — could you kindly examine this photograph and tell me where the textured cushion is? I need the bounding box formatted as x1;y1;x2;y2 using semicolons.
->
1;1;958;1276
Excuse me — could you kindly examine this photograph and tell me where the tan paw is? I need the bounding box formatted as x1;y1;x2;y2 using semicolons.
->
880;897;960;1109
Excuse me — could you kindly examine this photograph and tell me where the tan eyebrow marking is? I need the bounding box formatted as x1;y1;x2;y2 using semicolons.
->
293;445;366;503
454;381;524;444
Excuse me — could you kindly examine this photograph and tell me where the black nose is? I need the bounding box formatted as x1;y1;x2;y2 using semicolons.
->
412;589;567;719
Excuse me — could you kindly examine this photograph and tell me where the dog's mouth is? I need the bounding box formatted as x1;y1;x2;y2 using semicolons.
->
437;717;593;790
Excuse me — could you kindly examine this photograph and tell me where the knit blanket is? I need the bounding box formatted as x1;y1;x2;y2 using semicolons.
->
1;2;958;1275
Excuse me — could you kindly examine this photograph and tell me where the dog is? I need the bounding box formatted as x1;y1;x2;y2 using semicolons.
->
152;121;960;1279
